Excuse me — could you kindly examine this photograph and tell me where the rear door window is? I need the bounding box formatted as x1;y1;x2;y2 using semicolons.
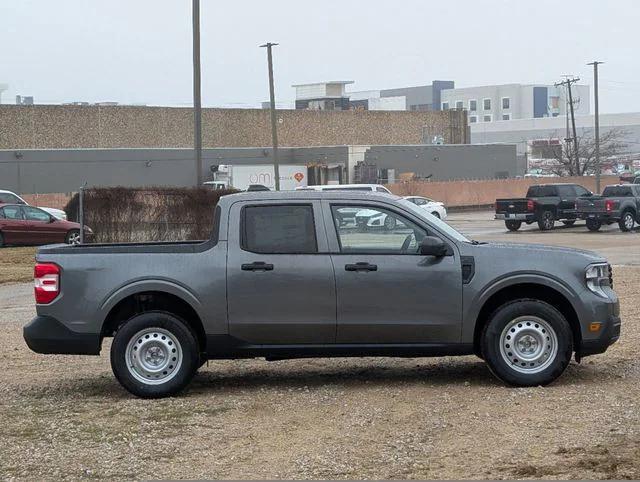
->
1;206;23;220
242;204;317;254
526;185;556;197
0;193;24;204
556;185;576;198
574;185;591;197
603;186;632;197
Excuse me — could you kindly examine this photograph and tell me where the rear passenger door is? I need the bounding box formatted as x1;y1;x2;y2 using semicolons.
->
226;200;337;344
556;185;578;218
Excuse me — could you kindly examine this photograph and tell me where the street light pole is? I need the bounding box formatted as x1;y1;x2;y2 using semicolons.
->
192;0;203;186
588;61;604;194
260;42;280;191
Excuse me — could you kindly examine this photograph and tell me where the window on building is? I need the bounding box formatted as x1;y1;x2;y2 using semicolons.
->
455;101;463;110
483;114;492;122
469;116;478;123
502;97;510;109
469;99;477;111
483;98;491;110
242;205;317;254
441;102;449;110
502;113;511;121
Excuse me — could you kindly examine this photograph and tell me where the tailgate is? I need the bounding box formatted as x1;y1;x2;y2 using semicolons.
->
495;199;529;214
576;197;607;213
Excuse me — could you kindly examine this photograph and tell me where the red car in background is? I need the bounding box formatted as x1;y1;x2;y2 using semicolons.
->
0;204;92;247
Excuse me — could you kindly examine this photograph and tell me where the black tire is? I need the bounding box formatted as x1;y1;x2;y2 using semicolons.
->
431;211;441;219
618;211;635;232
505;220;522;231
110;311;200;398
586;218;602;232
65;229;81;245
0;232;4;248
561;220;576;226
481;299;573;387
537;210;555;231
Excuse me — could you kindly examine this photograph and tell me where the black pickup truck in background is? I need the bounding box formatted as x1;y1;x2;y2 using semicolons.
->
495;183;593;231
576;184;640;232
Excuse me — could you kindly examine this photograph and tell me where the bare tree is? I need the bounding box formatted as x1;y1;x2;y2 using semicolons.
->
547;127;628;176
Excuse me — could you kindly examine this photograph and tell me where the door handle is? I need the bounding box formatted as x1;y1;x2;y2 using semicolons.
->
345;262;377;272
241;261;274;271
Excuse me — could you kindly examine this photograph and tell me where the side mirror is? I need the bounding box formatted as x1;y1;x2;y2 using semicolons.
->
419;236;448;257
48;216;56;223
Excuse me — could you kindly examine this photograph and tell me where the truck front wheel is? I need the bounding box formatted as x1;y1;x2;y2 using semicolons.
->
619;211;635;232
505;220;522;231
481;299;572;387
110;311;200;398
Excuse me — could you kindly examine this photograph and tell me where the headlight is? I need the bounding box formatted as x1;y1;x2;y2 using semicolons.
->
585;263;612;298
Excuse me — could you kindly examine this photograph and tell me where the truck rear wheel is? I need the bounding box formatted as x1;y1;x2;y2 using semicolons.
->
505;220;522;231
619;211;635;232
586;218;602;231
537;210;555;231
481;299;572;387
110;311;200;398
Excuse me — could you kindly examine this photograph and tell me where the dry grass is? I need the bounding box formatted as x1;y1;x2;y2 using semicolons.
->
0;247;36;284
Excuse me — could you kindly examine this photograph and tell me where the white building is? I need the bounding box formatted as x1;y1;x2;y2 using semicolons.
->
293;81;354;110
0;84;8;104
441;83;590;124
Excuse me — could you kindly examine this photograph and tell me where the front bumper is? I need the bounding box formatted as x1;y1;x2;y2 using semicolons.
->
576;294;621;359
24;315;101;355
495;213;534;221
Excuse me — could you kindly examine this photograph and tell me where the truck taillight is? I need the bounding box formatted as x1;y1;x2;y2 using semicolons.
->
605;200;614;212
34;263;60;304
527;199;535;212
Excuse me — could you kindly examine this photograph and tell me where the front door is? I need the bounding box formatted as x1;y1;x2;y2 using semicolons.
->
226;201;336;344
22;206;60;244
325;202;462;344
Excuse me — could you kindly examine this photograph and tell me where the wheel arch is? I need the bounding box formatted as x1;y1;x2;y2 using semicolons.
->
472;279;581;357
100;281;206;353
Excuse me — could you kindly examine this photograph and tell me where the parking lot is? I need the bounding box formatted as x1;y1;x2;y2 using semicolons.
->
1;211;639;480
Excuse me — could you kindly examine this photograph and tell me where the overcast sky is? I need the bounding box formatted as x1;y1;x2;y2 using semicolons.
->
1;0;639;113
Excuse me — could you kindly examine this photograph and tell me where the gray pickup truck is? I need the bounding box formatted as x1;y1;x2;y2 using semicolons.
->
576;184;640;232
24;191;621;398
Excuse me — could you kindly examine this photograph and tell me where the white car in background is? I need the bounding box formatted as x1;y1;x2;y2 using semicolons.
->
0;190;68;220
403;196;447;220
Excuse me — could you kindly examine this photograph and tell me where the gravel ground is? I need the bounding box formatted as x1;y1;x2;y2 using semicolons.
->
0;266;638;480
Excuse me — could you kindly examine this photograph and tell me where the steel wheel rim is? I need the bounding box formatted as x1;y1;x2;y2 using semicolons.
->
543;213;553;229
125;328;183;385
499;316;558;374
624;213;634;230
68;232;81;245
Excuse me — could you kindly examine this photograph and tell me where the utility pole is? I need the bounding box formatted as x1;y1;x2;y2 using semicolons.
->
588;61;604;193
192;0;203;186
260;42;280;191
556;77;580;175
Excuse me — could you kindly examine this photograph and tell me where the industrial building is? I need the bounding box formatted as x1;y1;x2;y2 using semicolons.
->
0;143;519;194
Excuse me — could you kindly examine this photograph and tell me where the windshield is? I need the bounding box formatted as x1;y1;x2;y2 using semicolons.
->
398;198;470;243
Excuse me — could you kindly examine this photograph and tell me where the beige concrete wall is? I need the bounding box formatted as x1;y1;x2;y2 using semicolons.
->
389;176;621;207
0;105;467;150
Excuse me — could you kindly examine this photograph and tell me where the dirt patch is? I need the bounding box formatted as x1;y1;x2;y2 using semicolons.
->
0;247;36;284
0;267;638;480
